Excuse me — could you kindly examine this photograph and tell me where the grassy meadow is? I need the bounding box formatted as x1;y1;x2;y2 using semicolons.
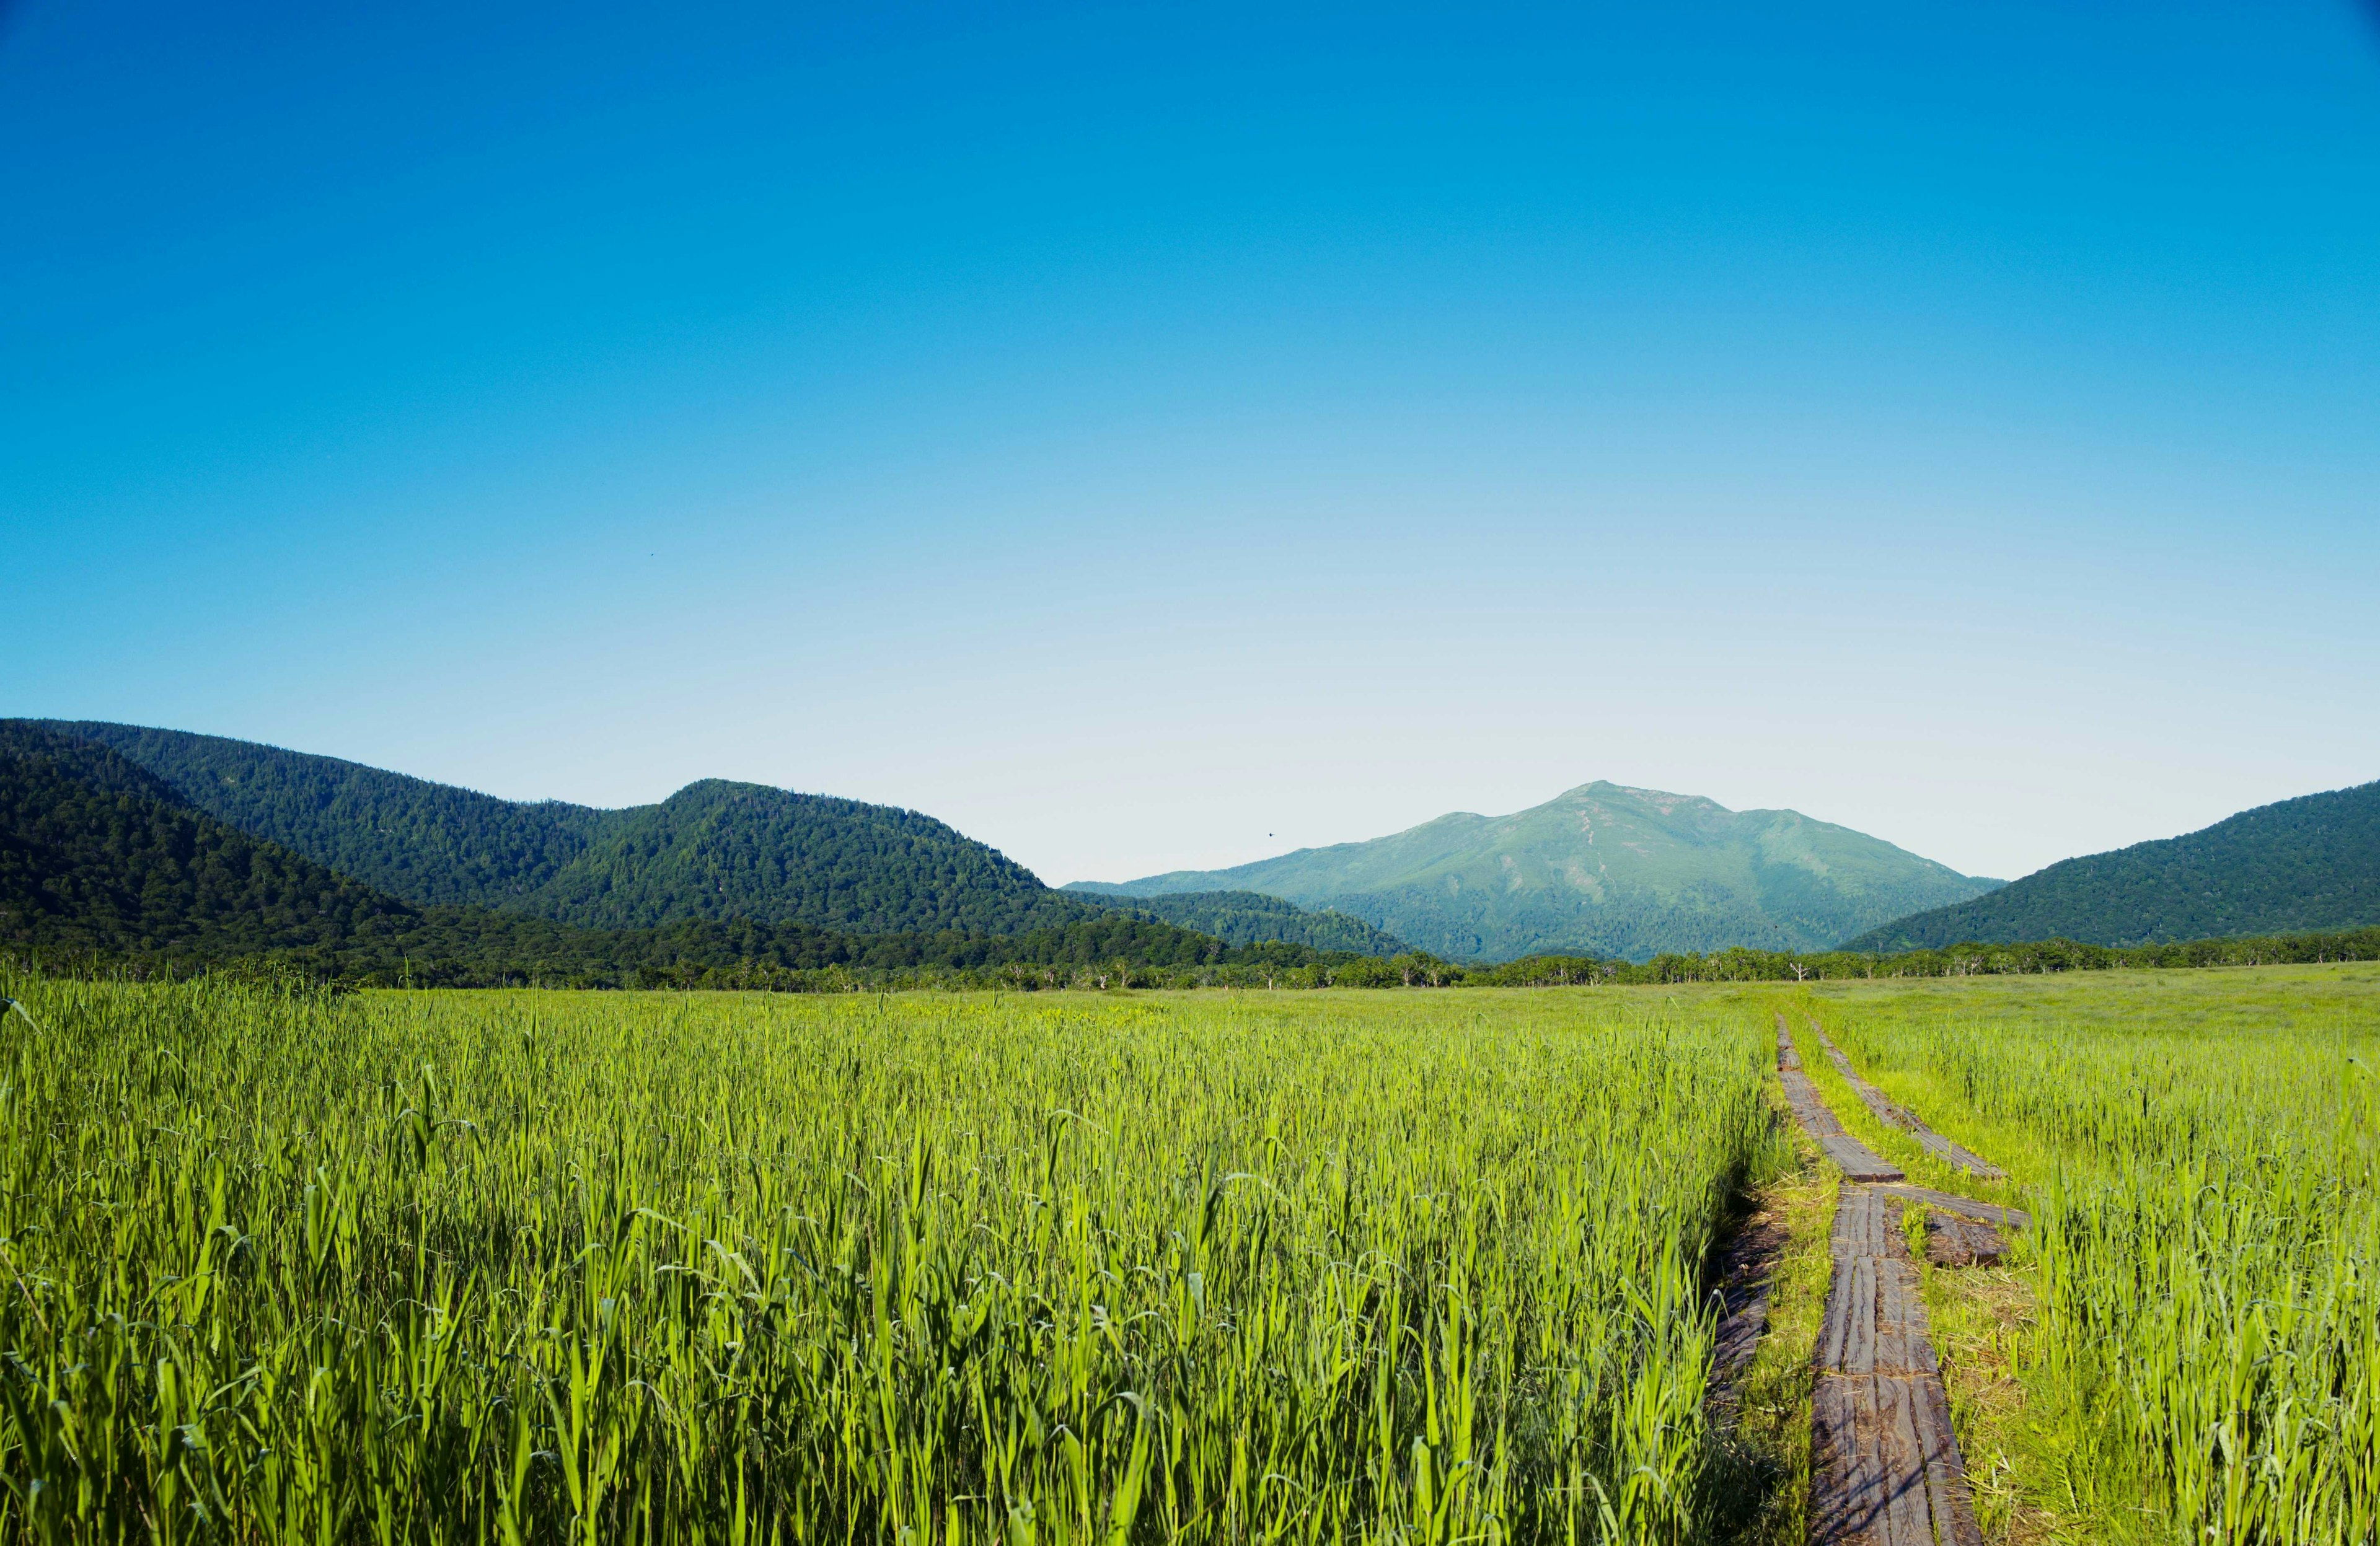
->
7;963;2380;1543
1791;964;2380;1543
0;976;1789;1544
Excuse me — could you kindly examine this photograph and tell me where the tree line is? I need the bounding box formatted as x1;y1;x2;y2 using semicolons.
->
18;925;2380;995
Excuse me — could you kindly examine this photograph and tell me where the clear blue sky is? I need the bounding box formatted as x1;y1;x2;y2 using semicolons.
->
7;1;2377;885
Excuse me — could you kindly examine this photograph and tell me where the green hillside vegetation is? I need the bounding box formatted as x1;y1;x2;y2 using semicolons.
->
1082;781;1998;961
0;726;1341;988
29;721;1091;936
1070;888;1413;954
30;720;602;905
1851;778;2380;949
1;724;418;957
11;724;2374;994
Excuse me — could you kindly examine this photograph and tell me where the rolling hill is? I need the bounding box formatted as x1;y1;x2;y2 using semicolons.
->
1071;781;1999;962
0;723;1318;982
1849;779;2380;949
1;722;418;957
27;721;1091;936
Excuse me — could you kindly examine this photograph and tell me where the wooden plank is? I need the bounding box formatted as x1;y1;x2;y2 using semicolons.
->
1809;1377;1874;1545
1806;1182;1985;1545
1789;1071;1903;1180
1776;1017;1907;1183
1814;1024;2005;1180
1819;1133;1905;1184
1786;1024;1989;1545
1814;1374;1967;1545
1873;1183;2029;1232
1923;1214;2008;1269
1706;1201;1791;1420
1914;1372;1988;1546
1871;1374;1937;1545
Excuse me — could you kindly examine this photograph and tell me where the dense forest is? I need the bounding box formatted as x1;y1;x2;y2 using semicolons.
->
1852;778;2380;949
1;725;420;956
0;725;1357;988
29;721;1095;935
1069;888;1413;954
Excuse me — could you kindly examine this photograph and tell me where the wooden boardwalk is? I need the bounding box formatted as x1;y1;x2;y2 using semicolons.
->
1814;1025;2004;1180
1777;1016;1905;1183
1810;1187;1985;1546
1772;1016;1991;1545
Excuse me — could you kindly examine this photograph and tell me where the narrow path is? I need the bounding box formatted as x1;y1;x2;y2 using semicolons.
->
1775;1015;1987;1546
1814;1024;2004;1180
1777;1015;1904;1183
1810;1187;1985;1545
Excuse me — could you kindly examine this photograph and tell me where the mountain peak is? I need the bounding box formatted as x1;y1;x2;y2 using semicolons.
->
1081;781;1991;961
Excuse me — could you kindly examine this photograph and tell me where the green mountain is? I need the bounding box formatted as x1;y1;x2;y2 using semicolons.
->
1073;781;1998;962
0;723;1323;983
1;723;418;957
1850;779;2380;950
1072;890;1414;955
26;721;1090;936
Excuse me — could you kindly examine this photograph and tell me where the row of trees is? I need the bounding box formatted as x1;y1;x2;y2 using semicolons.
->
25;926;2380;995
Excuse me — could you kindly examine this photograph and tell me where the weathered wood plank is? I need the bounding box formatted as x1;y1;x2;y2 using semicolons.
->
1915;1373;1988;1546
1873;1182;2029;1232
1781;1019;1988;1546
1923;1214;2009;1268
1707;1203;1791;1420
1814;1024;2005;1179
1872;1374;1936;1545
1818;1133;1905;1184
1778;1017;1907;1182
1809;1377;1867;1544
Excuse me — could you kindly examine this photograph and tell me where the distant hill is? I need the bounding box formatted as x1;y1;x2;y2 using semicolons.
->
1850;780;2380;949
1070;889;1413;955
0;723;1318;983
26;721;1092;936
1075;781;1998;962
1;723;416;957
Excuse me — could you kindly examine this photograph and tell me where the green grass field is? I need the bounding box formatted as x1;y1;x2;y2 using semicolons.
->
1792;964;2380;1544
4;964;2378;1542
0;977;1789;1544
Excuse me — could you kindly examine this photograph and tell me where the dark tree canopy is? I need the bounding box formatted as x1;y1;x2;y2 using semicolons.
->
30;722;1093;936
1;725;1341;986
1853;779;2380;949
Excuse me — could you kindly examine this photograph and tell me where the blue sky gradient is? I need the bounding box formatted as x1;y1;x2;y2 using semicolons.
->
6;1;2377;884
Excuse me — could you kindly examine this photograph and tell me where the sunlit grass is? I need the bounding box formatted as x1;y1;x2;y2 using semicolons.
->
0;977;1790;1543
1803;964;2380;1543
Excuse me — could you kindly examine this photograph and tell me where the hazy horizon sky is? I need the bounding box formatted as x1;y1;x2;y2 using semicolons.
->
8;1;2377;886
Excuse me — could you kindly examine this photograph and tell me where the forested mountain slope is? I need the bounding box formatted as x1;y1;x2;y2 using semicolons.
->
31;721;602;905
1851;779;2380;949
1;724;421;956
0;725;1310;982
1076;781;1998;962
1070;889;1413;955
27;722;1090;936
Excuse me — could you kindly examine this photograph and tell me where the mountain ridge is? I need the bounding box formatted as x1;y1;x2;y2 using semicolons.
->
1851;779;2380;949
0;723;1351;982
27;721;1091;936
1073;780;1999;962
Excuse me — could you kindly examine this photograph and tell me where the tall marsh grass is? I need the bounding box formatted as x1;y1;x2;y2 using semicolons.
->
0;975;1782;1544
1814;966;2380;1542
